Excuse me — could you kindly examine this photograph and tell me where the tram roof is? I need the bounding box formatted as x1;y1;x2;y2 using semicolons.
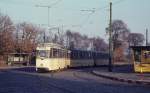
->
70;49;108;54
37;43;65;49
130;46;150;50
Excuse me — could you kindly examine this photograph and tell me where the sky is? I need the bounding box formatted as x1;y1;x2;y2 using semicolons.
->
0;0;150;42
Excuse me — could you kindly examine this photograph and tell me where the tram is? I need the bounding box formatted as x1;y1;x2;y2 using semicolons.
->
131;46;150;72
36;43;70;71
36;43;109;71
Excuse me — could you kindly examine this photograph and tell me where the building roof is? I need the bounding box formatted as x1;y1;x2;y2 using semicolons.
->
130;46;150;50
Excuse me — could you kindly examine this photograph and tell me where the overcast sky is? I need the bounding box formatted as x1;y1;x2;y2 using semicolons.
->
0;0;150;41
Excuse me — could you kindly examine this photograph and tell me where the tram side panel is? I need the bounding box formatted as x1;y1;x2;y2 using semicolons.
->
94;52;109;66
70;59;94;67
49;49;69;70
57;50;70;69
70;50;94;67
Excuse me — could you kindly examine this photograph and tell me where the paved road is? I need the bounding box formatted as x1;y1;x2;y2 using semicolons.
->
0;67;150;93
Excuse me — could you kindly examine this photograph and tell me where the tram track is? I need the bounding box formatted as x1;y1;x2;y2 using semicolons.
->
8;70;76;93
37;74;76;93
72;70;127;85
73;71;94;82
71;68;103;82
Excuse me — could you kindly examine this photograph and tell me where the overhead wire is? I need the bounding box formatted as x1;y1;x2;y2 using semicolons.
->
78;0;127;29
49;0;63;8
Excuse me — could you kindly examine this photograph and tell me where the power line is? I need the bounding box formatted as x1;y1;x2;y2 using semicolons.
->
78;0;127;28
80;8;96;28
35;0;63;27
113;0;127;5
50;0;63;8
96;0;127;12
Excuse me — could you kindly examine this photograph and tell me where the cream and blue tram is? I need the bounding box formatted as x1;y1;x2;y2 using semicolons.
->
70;50;109;67
36;43;70;71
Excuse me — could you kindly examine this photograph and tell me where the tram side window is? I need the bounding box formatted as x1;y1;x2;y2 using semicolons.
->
52;48;58;58
61;50;64;58
85;52;88;59
67;52;70;58
81;51;84;59
134;50;141;62
63;51;65;58
58;49;61;58
59;49;61;58
49;49;53;58
89;52;92;59
76;51;79;59
85;52;87;59
70;51;74;59
64;51;67;58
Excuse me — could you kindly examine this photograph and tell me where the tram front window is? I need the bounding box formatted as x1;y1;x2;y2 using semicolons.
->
37;50;48;58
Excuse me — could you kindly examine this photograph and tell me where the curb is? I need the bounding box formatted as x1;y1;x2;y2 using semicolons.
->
0;66;35;70
92;71;150;86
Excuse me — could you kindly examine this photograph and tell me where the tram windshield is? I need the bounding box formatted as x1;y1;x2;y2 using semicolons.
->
37;50;48;58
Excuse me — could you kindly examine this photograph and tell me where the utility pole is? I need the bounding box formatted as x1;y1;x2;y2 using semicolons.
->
146;28;148;46
108;2;113;72
43;31;46;43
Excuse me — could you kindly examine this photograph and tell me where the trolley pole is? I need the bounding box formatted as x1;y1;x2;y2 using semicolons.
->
108;2;113;72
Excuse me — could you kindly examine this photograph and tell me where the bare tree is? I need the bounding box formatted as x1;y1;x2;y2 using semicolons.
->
91;37;108;52
0;13;15;55
65;30;108;51
128;33;145;46
106;20;130;49
106;20;130;62
65;30;73;49
15;22;43;53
